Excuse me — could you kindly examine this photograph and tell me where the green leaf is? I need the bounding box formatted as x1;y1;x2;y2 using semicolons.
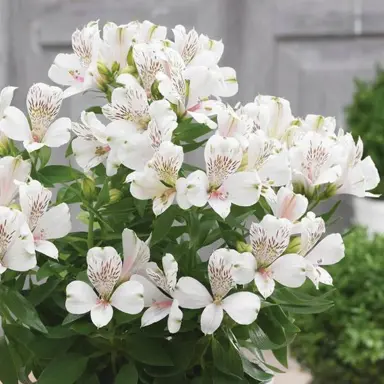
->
280;303;334;314
126;335;173;366
86;106;103;114
248;323;281;350
38;165;83;184
0;337;18;384
28;278;60;306
182;140;208;153
134;199;148;217
65;139;74;157
212;338;243;379
115;363;138;384
242;359;274;382
1;287;47;333
150;206;177;246
37;354;88;384
272;345;289;368
57;183;82;204
95;179;110;209
38;146;51;168
173;122;211;142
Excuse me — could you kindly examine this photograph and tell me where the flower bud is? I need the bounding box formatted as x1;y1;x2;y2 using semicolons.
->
236;241;252;253
81;177;96;201
97;61;110;77
285;236;301;254
127;46;136;67
111;61;120;74
120;65;137;75
109;188;123;204
323;183;338;199
0;133;11;156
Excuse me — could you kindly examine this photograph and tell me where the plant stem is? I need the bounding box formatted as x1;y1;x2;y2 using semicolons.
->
88;210;95;249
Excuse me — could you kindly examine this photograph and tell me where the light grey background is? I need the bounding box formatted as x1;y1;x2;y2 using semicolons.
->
3;0;384;227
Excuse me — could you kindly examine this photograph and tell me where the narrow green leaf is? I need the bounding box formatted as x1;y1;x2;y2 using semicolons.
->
38;165;83;184
28;278;60;306
248;323;281;350
150;206;177;246
320;200;341;223
37;354;88;384
2;287;47;333
212;338;243;379
242;359;274;382
95;179;110;209
272;345;289;368
38;146;51;168
65;139;74;157
115;363;139;384
0;337;18;384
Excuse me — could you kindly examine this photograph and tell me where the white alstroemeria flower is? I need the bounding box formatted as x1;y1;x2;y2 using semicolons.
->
335;132;379;197
298;213;344;288
303;114;336;137
176;135;261;219
232;215;307;298
127;142;183;215
290;132;342;195
172;25;199;65
18;180;71;259
135;20;167;44
1;83;71;152
99;21;139;69
66;246;144;328
255;96;294;140
102;74;150;130
0;87;26;134
72;111;120;176
246;131;291;202
48;21;100;98
119;228;150;282
0;207;36;274
132;254;183;333
270;187;308;224
174;249;261;335
0;156;31;206
108;99;178;172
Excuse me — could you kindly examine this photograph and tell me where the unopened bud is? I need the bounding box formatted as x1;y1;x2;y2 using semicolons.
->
97;61;110;77
236;241;252;253
109;188;123;204
111;61;120;74
285;236;301;254
9;203;20;211
323;183;338;199
120;65;137;75
81;177;96;201
0;133;11;156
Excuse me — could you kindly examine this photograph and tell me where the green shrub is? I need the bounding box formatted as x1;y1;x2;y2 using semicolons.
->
292;227;384;384
346;67;384;195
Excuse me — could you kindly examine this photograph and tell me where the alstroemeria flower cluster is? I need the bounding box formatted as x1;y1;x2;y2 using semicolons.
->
0;20;379;383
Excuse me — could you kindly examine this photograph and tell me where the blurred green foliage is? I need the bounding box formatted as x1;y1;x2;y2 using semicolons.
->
346;67;384;196
292;227;384;384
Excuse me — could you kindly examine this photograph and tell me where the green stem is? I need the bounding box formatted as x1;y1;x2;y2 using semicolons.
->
87;210;95;249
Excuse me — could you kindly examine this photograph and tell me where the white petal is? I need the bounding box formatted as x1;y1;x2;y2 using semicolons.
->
91;302;114;328
272;187;308;222
66;281;98;314
153;190;176;216
173;277;212;309
182;170;209;208
35;240;58;259
34;203;71;240
72;137;106;171
43;117;71;147
306;233;345;266
317;267;333;286
232;252;257;285
254;271;275;299
0;86;17;116
121;228;150;281
131;274;169;306
208;249;236;299
87;247;122;298
222;292;260;325
201;303;223;335
270;254;307;288
208;194;231;219
225;171;261;207
1;106;31;141
162;253;178;292
361;156;380;192
141;304;171;327
110;280;144;315
188;111;217;129
168;299;183;334
175;178;193;210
